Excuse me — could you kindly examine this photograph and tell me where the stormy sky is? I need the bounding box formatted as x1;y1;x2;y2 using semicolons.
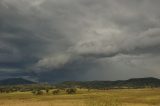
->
0;0;160;82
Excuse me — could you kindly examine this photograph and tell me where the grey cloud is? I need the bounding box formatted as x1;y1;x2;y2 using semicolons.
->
70;27;160;58
35;54;72;70
0;0;160;81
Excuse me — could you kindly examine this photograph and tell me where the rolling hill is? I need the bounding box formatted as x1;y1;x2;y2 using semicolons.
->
56;77;160;89
0;78;36;85
1;77;160;89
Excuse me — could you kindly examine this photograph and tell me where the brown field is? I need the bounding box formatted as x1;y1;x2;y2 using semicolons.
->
0;88;160;106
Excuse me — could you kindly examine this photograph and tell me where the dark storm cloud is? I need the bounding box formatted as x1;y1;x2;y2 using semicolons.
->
37;58;96;82
0;0;160;81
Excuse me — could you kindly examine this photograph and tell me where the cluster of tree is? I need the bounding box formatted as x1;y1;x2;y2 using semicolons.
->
0;84;54;93
52;88;77;95
32;88;77;95
0;83;77;96
0;86;22;93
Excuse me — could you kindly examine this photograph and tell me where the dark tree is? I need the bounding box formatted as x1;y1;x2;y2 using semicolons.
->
66;88;77;94
52;89;60;95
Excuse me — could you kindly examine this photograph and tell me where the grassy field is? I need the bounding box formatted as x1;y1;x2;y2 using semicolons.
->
0;88;160;106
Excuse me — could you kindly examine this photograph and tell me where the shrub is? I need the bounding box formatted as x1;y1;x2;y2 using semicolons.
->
45;89;49;93
52;89;60;95
32;90;43;95
66;88;77;94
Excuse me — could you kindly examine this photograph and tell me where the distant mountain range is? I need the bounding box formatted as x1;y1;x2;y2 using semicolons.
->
0;77;160;89
0;78;36;86
56;77;160;89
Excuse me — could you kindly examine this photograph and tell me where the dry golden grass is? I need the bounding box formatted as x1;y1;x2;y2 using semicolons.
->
0;88;160;106
0;100;85;106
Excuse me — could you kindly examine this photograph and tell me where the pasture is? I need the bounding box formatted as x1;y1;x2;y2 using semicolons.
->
0;88;160;106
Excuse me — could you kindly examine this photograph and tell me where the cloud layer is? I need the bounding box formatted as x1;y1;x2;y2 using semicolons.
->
0;0;160;82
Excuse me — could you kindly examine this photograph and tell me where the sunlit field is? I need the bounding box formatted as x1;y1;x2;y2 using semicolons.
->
0;88;160;106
